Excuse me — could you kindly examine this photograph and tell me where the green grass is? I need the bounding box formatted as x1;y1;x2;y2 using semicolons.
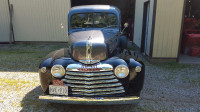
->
153;62;188;71
0;44;66;72
182;76;200;86
127;46;135;51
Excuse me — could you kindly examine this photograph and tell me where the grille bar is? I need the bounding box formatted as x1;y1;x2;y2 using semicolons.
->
66;71;113;77
71;90;125;96
62;79;118;85
65;75;115;81
71;86;124;93
65;83;122;89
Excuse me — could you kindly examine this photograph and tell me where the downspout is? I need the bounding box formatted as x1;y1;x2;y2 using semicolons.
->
8;0;15;44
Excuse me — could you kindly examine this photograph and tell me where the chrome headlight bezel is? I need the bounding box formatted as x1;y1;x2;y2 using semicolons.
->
51;65;65;78
114;65;129;78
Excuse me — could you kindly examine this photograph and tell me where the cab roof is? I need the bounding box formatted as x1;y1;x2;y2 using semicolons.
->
69;5;120;15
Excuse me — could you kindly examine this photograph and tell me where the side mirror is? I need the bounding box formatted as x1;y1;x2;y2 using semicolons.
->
124;22;129;28
121;22;129;34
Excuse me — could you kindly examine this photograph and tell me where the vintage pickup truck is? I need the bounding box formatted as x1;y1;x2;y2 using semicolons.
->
39;5;145;105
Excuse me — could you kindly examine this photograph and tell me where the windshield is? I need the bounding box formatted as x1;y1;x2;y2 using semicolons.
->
71;13;118;29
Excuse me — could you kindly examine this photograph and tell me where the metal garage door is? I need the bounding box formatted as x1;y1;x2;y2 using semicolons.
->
0;0;10;42
9;0;71;42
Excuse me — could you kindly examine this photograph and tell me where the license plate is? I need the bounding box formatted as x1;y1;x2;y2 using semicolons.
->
49;85;68;96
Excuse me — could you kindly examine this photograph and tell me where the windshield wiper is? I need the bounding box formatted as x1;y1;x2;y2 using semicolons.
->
101;25;118;31
73;27;86;29
72;27;87;31
103;25;118;28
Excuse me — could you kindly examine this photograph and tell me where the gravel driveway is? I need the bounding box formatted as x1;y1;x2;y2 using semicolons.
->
0;44;199;112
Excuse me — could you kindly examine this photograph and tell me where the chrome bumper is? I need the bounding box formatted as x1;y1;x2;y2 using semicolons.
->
39;95;140;105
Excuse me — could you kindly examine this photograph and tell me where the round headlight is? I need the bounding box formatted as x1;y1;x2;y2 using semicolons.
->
51;65;65;78
114;65;129;78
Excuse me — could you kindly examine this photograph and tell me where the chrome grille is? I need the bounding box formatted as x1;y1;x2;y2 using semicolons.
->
62;71;125;97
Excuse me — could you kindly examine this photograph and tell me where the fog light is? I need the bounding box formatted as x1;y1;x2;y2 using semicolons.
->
135;66;142;72
51;65;65;78
41;67;47;73
114;65;129;78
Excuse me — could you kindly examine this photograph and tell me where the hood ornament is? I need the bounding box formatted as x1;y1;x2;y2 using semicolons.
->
79;36;100;64
86;40;92;61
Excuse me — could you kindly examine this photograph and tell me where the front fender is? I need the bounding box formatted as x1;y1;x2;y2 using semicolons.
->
39;58;53;68
128;61;145;96
129;58;142;69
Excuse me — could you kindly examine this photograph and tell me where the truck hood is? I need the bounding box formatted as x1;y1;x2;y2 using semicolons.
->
69;30;118;64
69;30;118;44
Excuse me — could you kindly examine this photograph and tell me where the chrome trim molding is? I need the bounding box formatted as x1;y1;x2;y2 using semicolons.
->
61;57;72;60
66;63;113;72
79;59;100;64
66;71;113;77
39;95;140;105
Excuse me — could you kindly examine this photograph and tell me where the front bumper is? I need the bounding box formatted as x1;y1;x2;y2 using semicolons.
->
39;95;140;105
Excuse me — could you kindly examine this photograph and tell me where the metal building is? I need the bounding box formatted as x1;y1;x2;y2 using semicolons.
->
134;0;185;61
0;0;10;43
0;0;189;62
0;0;71;43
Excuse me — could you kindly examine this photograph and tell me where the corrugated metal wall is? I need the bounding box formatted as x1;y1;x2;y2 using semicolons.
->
0;0;10;42
9;0;71;42
152;0;184;58
133;0;154;55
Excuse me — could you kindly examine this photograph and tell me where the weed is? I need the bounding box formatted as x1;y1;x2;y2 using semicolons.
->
153;62;188;71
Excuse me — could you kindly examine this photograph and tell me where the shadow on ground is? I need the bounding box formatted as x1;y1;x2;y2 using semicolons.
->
20;86;138;112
